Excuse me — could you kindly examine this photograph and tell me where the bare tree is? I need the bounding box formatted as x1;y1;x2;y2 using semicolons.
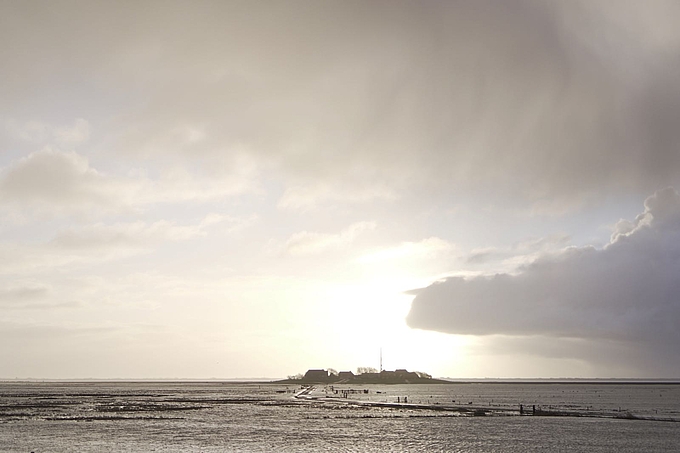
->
356;367;378;374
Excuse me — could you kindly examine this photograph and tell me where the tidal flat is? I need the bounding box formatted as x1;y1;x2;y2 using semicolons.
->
1;381;679;452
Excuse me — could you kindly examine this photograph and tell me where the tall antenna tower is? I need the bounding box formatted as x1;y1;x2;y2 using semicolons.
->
379;347;383;372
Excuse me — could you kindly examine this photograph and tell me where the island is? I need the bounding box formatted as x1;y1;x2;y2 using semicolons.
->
275;368;451;384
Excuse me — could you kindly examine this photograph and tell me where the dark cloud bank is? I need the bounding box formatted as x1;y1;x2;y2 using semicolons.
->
407;188;680;375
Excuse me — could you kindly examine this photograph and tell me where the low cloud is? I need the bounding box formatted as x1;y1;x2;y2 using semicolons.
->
407;188;680;373
284;221;375;256
277;183;396;210
0;215;226;273
0;285;47;300
4;118;89;145
0;148;117;208
359;237;454;264
50;220;209;250
0;149;257;217
0;285;48;307
464;234;571;273
54;118;90;144
0;285;80;309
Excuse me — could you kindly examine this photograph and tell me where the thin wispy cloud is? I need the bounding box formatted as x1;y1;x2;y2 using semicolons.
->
284;221;376;256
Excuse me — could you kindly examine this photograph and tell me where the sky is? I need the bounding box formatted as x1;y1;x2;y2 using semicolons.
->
2;0;680;379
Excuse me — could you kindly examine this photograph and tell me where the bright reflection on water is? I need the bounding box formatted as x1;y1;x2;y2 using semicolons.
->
1;382;679;452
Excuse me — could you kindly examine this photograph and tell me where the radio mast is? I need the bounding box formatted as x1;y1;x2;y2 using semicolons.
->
379;347;383;372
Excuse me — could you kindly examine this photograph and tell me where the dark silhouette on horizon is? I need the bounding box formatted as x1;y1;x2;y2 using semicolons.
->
277;367;446;384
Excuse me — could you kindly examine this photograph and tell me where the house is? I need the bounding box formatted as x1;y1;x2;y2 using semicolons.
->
302;369;329;382
338;371;354;380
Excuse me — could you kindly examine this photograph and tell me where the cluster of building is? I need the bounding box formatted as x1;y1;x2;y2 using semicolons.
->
300;368;432;384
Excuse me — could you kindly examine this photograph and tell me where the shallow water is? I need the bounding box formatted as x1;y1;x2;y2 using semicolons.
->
1;382;679;452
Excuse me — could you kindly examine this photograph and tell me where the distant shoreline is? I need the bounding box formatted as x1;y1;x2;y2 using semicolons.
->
2;378;680;385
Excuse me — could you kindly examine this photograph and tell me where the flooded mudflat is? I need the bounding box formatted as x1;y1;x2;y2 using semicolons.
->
1;381;679;452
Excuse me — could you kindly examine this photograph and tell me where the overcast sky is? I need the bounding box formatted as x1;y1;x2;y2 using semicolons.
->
2;0;680;379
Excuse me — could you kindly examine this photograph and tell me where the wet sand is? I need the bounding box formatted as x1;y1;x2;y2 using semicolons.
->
294;385;680;422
